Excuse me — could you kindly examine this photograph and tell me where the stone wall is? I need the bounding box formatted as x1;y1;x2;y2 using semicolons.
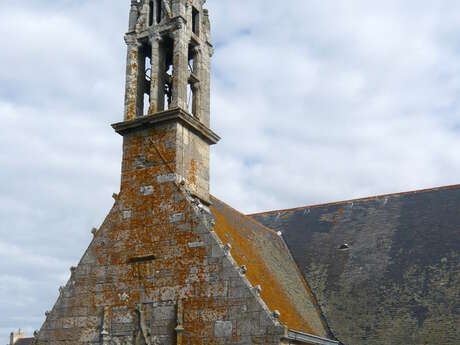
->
36;121;285;345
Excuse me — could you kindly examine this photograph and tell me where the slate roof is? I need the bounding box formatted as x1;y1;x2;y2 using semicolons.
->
15;338;34;345
251;185;460;345
210;196;331;338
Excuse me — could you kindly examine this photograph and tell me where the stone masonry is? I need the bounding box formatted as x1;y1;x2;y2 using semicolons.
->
35;121;288;344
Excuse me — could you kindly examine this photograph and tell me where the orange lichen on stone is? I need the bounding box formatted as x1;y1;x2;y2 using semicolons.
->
210;197;328;337
189;159;197;187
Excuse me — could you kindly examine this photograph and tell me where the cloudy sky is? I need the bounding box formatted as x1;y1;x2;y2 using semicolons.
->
1;0;460;341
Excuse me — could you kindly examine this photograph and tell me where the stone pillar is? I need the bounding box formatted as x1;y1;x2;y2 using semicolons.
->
101;307;111;345
149;34;161;114
175;300;185;345
128;0;139;32
171;18;188;110
200;9;213;127
192;81;201;119
199;44;212;127
192;46;202;119
124;34;140;121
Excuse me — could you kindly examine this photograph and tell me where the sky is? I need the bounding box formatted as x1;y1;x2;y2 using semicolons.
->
1;0;460;342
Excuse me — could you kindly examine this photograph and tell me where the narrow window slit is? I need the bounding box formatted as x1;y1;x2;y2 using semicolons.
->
149;1;154;26
127;254;156;264
192;7;199;34
156;0;162;24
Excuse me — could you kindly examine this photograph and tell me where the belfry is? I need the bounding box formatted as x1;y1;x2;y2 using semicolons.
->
124;0;212;124
119;0;218;204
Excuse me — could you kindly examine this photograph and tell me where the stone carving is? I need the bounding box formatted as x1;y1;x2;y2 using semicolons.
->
129;1;140;32
135;2;149;33
161;0;172;19
135;0;172;33
135;304;152;345
101;307;111;345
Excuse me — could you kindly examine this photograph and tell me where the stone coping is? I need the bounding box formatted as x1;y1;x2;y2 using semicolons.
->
112;108;220;145
286;330;340;345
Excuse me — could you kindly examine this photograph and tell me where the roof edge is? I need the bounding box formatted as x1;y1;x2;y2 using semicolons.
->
248;183;460;217
285;329;340;345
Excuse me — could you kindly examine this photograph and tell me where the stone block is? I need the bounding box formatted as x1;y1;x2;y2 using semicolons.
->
214;320;233;338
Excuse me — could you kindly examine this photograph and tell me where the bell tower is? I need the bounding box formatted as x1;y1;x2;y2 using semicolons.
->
114;0;219;204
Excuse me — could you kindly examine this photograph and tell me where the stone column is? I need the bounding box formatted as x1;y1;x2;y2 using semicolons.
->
191;82;201;119
192;46;202;119
199;44;212;127
101;306;111;345
128;0;139;32
149;34;162;114
175;300;185;345
200;9;212;127
124;34;140;121
171;18;188;110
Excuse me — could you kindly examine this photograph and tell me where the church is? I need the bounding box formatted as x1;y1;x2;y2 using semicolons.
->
10;1;459;344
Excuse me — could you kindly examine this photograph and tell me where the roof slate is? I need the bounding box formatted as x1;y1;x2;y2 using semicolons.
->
251;185;460;345
210;196;329;338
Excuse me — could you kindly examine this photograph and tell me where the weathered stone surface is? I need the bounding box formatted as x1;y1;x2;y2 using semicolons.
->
35;119;286;344
214;320;233;337
211;197;330;339
252;186;460;345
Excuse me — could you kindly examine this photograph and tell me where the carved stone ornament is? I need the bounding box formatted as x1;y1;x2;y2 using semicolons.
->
135;304;152;345
161;0;172;19
135;2;150;33
173;17;185;31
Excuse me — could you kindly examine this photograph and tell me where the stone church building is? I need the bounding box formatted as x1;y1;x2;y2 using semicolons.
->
10;1;459;344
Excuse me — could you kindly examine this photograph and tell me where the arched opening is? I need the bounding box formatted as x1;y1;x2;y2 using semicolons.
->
149;1;154;26
192;6;199;35
136;41;152;117
159;37;174;111
156;0;162;24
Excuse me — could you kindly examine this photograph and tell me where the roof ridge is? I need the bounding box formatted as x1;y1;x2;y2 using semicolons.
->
248;183;460;217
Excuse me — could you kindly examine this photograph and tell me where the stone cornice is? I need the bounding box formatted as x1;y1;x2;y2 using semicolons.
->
112;108;220;145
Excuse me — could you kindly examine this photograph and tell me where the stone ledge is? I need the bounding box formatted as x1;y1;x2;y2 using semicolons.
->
285;330;340;345
112;108;220;145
